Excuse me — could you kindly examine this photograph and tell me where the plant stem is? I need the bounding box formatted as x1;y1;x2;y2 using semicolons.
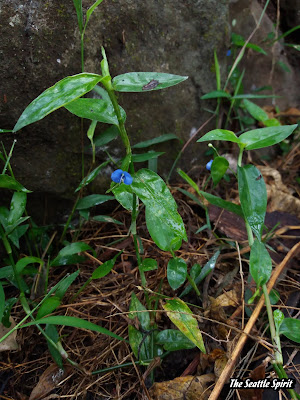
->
262;284;282;364
186;273;201;296
81;33;84;72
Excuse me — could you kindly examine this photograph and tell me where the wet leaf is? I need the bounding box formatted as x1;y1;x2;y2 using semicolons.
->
14;73;102;132
75;160;110;192
250;239;272;287
112;72;188;92
128;325;150;360
7;192;27;225
279;318;300;343
156;329;195;351
211;157;229;186
131;151;165;163
167;258;187;290
197;129;241;144
76;194;114;210
112;184;135;211
239;124;298;150
140;258;158;272
133;133;179;148
163;298;206;353
29;364;72;400
131;169;187;251
238;165;267;239
50;242;92;267
65;97;126;125
0;175;31;192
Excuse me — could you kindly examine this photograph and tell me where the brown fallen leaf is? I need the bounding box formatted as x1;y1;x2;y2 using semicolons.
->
149;373;215;400
29;364;72;400
0;317;19;351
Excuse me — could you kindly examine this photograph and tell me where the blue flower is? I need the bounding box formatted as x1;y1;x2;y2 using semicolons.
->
111;169;133;185
226;49;231;56
206;159;213;171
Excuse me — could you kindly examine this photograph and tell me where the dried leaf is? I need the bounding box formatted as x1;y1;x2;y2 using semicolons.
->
237;363;266;400
149;374;215;400
213;290;239;308
29;364;72;400
0;317;19;351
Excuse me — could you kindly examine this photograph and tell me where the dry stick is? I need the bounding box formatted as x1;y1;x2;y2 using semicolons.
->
208;241;300;400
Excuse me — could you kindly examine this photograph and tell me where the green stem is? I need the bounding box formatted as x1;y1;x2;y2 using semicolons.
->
262;284;282;364
186;273;201;296
237;146;244;168
80;33;84;72
272;363;299;400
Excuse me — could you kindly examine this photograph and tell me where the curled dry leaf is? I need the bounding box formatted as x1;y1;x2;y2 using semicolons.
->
259;166;300;216
29;364;72;400
0;317;19;352
149;373;215;400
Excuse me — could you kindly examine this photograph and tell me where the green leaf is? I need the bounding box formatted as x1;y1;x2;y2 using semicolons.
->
131;151;165;163
0;175;31;192
129;292;151;331
86;0;104;25
0;282;5;322
93;125;119;147
131;169;187;251
16;256;43;276
92;251;122;279
65;98;126;125
51;242;92;267
163;298;206;353
36;296;61;319
263;118;281;127
269;289;280;305
91;215;123;225
232;94;280;99
8;192;27;225
177;169;243;217
197;129;241;144
8;224;28;249
128;325;150;360
112;184;135;211
1;298;17;328
190;263;202;281
167;258;187;290
75;160;110;192
238;165;267;239
22;316;124;341
72;0;83;32
133;133;179;149
242;99;269;122
112;72;188;92
45;324;63;368
239;124;298;150
5;216;30;235
140;258;158;272
156;329;196;351
180;251;220;297
279;318;300;343
55;270;80;299
76;194;114;210
273;309;284;332
13;73;103;132
214;50;221;91
231;33;267;55
250;239;272;287
211;157;229;186
201;90;231;100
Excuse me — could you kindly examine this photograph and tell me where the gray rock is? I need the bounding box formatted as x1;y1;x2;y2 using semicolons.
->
0;0;229;219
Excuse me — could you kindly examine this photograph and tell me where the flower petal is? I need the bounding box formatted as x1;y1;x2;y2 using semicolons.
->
206;160;213;171
123;171;133;185
111;169;123;183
